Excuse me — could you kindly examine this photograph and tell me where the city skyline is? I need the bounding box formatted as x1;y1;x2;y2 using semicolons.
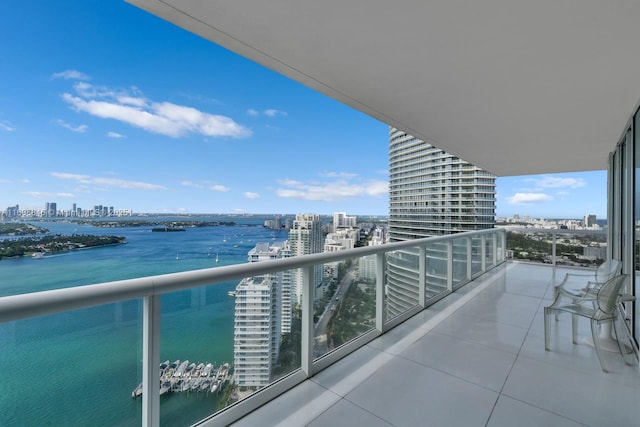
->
1;1;607;218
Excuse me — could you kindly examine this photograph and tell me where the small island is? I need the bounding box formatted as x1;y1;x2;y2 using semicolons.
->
0;234;126;259
0;223;48;236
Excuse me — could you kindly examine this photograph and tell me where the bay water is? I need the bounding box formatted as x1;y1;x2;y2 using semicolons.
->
0;215;289;426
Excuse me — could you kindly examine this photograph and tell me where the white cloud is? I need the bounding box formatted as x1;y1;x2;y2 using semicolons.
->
181;180;204;189
0;120;16;132
51;172;167;190
211;185;230;192
507;193;553;205
0;179;11;184
244;192;260;199
61;82;251;139
319;171;358;179
276;175;388;202
107;131;124;138
22;191;75;199
51;70;90;80
264;109;287;117
55;119;88;133
246;108;288;117
525;175;586;189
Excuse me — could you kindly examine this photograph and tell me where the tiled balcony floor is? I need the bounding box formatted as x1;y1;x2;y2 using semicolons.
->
231;262;640;427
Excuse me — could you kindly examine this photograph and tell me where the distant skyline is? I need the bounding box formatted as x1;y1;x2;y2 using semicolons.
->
0;1;607;219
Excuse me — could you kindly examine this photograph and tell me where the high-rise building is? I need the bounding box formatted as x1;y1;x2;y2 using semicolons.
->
584;214;597;228
233;241;292;388
233;275;278;388
288;214;324;305
333;212;356;230
247;241;292;334
387;128;496;316
45;202;57;217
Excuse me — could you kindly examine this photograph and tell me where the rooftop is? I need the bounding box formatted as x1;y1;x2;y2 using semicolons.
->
231;262;640;426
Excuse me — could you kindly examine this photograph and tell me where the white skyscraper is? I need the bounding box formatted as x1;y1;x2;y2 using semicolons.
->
333;212;356;230
233;275;278;388
387;128;496;316
288;214;324;305
233;241;292;388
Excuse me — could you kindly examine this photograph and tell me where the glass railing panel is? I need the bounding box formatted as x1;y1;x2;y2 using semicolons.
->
485;236;495;268
425;241;449;302
471;236;483;276
270;267;300;384
386;247;420;321
314;256;376;359
452;237;469;286
506;229;606;267
159;284;235;426
0;301;143;427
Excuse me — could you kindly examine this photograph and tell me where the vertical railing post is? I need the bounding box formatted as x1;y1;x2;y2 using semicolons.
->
492;232;498;265
375;252;386;333
301;266;314;377
142;295;161;427
552;231;557;266
466;237;472;280
447;240;453;292
418;246;426;308
481;234;485;270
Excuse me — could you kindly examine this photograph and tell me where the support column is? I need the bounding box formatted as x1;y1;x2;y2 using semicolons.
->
142;295;161;427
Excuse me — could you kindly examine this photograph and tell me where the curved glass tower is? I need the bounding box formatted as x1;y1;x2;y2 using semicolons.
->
387;128;496;317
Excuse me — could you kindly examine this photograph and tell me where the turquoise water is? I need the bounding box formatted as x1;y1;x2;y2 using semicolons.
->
0;216;289;426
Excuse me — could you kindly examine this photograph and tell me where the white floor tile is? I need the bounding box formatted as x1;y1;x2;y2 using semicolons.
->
345;357;498;427
400;330;517;392
487;395;584;427
307;400;393;427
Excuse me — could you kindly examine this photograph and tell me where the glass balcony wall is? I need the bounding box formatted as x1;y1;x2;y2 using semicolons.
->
0;228;505;427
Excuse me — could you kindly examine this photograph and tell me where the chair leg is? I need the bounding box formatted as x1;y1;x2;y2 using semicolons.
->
612;307;639;366
572;314;578;344
591;319;609;373
544;307;551;351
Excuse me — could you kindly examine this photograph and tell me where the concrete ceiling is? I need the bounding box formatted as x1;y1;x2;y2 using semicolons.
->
128;0;640;176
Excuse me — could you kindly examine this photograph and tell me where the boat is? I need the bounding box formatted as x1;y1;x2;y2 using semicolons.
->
132;383;142;398
201;363;213;377
174;360;189;377
152;226;186;232
32;252;45;259
215;252;219;263
200;379;212;392
159;381;171;395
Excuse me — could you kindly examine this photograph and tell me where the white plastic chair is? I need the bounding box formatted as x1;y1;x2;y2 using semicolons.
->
545;274;630;372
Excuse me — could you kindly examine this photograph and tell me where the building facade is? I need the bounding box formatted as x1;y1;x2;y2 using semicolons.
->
233;240;294;388
288;214;324;305
233;276;278;388
387;128;496;316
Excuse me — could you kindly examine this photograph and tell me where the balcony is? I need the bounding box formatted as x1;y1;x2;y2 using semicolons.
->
2;227;637;426
231;261;640;426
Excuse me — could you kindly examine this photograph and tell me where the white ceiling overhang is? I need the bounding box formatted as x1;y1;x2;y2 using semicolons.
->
127;0;640;176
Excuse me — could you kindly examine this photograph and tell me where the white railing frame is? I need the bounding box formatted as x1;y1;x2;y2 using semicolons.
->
0;228;505;427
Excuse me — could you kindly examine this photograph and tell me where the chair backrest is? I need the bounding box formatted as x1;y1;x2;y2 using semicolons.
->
596;274;628;316
595;259;622;283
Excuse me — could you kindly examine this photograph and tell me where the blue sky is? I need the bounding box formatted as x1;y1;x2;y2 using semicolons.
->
0;1;607;218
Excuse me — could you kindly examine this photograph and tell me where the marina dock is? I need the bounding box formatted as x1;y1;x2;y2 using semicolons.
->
132;360;231;398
